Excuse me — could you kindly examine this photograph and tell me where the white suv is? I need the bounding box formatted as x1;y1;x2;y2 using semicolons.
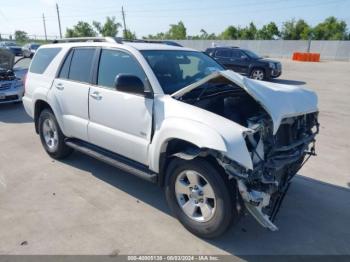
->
23;37;319;238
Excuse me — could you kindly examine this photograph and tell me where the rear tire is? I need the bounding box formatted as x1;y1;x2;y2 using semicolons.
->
165;158;237;238
38;109;72;159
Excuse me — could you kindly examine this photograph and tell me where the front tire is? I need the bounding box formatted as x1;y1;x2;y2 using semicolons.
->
38;109;72;159
165;158;237;238
250;68;266;80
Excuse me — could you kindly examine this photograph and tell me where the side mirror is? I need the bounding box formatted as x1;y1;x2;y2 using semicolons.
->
114;74;145;95
241;55;248;60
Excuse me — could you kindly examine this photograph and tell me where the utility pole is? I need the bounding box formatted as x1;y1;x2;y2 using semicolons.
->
56;3;62;39
42;13;47;41
121;6;127;38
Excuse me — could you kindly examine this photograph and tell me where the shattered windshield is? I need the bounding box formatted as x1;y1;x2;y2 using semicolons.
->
141;50;223;94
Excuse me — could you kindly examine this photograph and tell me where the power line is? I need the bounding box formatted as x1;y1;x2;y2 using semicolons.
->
7;0;346;22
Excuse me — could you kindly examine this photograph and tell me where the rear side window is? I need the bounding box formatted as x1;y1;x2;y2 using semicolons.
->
29;48;61;74
68;48;96;83
97;49;146;88
231;49;242;59
58;50;73;79
215;49;231;58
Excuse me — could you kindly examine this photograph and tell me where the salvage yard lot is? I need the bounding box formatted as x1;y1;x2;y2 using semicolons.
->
0;59;349;256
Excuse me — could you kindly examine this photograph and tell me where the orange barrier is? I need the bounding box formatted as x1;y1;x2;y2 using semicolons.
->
292;52;320;62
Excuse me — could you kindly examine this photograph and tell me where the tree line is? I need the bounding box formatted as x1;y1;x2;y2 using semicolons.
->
146;17;349;40
7;16;350;42
65;16;136;40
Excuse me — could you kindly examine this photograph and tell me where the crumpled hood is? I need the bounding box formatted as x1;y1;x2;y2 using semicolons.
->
172;70;318;134
0;49;15;71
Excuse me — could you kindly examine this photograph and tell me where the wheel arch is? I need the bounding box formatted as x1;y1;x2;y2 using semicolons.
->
34;100;52;134
157;138;225;187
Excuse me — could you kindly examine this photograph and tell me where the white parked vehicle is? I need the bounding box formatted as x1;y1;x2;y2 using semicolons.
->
22;43;41;58
23;37;319;238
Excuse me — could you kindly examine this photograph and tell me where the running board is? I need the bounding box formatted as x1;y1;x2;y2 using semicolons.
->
65;139;158;183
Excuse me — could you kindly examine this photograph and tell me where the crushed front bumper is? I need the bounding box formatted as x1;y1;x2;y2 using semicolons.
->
219;113;319;231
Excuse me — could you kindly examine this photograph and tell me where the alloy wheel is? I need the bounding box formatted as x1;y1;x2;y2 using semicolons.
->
175;170;216;222
251;69;264;80
42;118;59;151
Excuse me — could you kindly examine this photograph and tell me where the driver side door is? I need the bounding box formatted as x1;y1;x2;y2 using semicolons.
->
88;48;153;166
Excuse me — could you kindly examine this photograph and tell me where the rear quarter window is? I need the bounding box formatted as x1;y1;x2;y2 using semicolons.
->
29;47;61;74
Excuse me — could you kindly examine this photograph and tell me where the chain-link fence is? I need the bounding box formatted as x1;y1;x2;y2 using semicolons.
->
0;33;59;42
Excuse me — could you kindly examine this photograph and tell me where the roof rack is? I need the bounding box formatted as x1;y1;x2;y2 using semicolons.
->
52;37;122;44
51;37;182;47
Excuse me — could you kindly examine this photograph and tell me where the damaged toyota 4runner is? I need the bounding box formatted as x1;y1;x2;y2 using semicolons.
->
23;38;319;238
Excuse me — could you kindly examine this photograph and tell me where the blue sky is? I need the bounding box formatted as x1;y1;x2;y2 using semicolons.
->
1;0;349;38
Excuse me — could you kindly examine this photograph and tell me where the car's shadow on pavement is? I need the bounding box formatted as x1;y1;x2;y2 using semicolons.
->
0;103;33;124
63;152;350;256
270;79;306;85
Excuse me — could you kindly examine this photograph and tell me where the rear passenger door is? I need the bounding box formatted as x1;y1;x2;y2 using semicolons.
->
51;47;97;141
88;48;153;166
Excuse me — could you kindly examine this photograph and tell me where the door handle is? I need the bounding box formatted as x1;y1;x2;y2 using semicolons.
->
90;91;102;100
56;83;64;90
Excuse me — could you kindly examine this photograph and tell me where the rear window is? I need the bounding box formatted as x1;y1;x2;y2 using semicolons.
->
29;48;61;74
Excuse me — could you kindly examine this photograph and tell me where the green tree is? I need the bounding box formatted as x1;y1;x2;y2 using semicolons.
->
239;22;257;39
220;26;239;39
14;30;28;42
199;29;208;39
93;16;121;37
313;16;348;40
257;22;280;39
144;32;165;40
281;19;311;40
197;29;216;40
124;29;137;40
167;21;187;39
65;21;97;37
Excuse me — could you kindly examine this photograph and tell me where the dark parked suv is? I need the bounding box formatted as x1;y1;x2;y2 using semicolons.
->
205;47;282;80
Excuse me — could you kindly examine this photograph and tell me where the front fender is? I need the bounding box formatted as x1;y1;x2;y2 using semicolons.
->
148;117;253;173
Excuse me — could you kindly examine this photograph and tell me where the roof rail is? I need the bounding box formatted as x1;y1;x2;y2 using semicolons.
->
52;37;122;44
51;37;183;47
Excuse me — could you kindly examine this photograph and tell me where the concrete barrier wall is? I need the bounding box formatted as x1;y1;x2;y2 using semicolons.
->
173;40;350;61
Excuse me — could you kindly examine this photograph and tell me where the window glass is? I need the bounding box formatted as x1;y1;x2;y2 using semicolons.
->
68;48;95;83
29;48;61;74
215;49;231;58
231;49;241;59
179;56;200;78
98;49;146;88
58;50;73;79
242;49;261;59
142;50;223;94
31;44;40;50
